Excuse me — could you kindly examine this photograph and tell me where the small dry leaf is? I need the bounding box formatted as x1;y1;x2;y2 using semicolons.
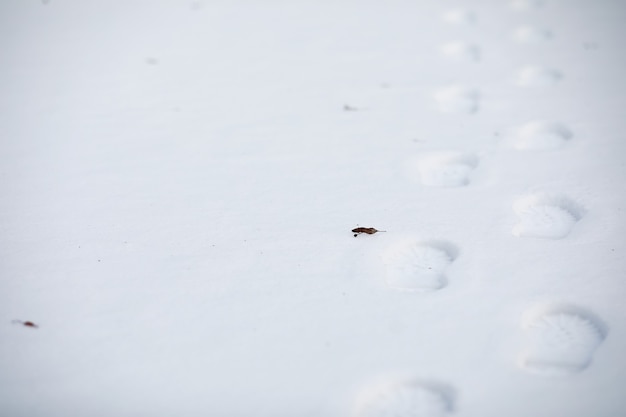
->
352;227;386;237
12;320;38;328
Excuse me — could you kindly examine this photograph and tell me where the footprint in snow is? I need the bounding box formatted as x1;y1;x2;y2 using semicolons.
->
434;86;480;114
519;305;606;376
442;8;476;25
512;193;583;239
510;0;546;11
440;41;481;62
411;152;479;187
516;65;562;86
513;25;553;43
383;240;458;292
512;121;573;151
353;379;454;417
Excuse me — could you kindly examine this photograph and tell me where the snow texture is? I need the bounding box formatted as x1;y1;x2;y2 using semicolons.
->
1;0;626;416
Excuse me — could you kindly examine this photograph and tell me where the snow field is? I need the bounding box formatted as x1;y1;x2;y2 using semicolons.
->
1;1;626;416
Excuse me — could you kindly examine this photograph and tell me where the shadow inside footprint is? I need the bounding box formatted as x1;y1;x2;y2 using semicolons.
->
520;305;607;376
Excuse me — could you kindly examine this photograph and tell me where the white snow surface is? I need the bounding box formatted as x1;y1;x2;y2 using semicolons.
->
1;0;626;416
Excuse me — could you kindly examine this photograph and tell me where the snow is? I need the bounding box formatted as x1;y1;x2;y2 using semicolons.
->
1;0;625;416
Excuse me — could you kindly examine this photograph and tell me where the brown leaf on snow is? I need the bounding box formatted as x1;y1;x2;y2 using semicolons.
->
352;227;386;237
12;320;39;328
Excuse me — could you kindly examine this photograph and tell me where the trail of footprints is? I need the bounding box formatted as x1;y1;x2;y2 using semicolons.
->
350;3;606;415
